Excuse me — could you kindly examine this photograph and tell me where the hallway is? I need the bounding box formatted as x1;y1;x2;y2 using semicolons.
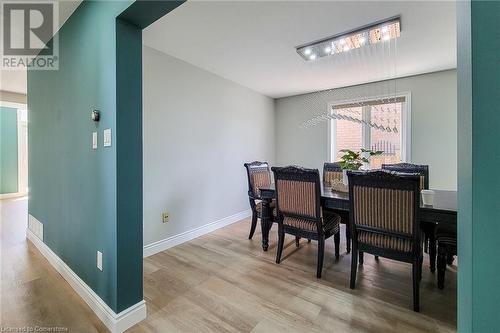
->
0;198;107;332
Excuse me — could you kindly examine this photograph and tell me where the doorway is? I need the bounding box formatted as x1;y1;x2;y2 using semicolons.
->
0;102;27;199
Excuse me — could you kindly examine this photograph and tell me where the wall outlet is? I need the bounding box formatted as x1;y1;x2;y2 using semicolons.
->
97;251;103;271
162;212;169;223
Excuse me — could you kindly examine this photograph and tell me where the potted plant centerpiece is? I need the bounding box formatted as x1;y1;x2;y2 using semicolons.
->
338;148;383;185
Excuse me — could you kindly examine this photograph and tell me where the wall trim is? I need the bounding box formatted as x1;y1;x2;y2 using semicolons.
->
0;193;25;199
144;209;252;257
26;227;146;333
17;108;28;196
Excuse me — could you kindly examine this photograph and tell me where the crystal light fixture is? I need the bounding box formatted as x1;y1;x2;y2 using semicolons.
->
296;16;401;61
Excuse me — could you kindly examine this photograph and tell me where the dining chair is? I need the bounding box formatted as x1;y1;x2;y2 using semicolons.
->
323;162;344;184
381;163;429;190
436;223;456;289
323;162;351;253
244;161;276;239
348;170;423;311
381;163;436;271
272;165;341;278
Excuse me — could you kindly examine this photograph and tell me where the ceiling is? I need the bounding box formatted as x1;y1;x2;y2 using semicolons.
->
1;0;82;95
144;0;457;98
2;1;457;98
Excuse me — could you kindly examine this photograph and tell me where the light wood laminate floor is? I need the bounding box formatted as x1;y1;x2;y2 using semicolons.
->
1;198;107;332
1;199;456;332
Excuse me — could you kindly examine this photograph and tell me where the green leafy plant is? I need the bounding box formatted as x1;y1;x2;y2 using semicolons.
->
339;148;383;170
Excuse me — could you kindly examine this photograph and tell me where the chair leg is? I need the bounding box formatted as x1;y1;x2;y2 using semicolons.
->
346;225;351;253
334;231;340;259
350;243;358;289
412;259;421;312
317;237;325;278
295;236;300;247
248;212;258;239
437;245;447;289
359;251;364;265
276;227;285;264
429;234;437;273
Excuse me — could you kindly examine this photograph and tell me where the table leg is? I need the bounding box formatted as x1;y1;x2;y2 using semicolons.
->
260;198;273;251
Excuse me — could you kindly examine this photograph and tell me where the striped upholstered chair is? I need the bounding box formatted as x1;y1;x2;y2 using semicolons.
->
323;162;351;253
323;162;344;184
381;163;436;271
244;161;276;239
348;170;423;311
272;166;341;278
381;163;429;191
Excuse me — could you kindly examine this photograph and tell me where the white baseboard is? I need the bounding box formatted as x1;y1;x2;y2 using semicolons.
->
143;209;252;258
26;227;146;333
28;214;44;241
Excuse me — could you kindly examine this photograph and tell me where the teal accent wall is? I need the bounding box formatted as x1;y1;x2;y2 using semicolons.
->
115;18;144;310
28;0;133;312
114;0;184;310
459;1;500;332
0;106;18;194
471;1;500;331
28;0;185;314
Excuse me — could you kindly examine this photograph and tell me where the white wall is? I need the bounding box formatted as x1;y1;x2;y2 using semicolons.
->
143;46;275;246
275;70;457;190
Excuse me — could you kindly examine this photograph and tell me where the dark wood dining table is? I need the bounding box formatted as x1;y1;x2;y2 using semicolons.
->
258;184;457;257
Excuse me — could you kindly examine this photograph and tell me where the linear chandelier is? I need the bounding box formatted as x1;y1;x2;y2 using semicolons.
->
296;16;401;61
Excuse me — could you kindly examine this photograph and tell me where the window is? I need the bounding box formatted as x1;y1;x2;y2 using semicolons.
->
329;94;410;169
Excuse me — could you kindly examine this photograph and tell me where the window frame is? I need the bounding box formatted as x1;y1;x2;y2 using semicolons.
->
326;92;412;164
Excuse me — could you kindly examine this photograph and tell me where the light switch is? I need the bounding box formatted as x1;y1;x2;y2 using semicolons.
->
97;251;103;271
103;129;111;147
92;132;97;150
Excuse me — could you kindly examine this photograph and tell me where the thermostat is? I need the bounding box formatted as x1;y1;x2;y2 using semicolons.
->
91;110;100;122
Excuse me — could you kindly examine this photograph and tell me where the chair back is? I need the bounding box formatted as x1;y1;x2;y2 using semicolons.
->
381;163;429;190
244;161;271;199
323;162;343;185
348;170;420;253
272;166;322;232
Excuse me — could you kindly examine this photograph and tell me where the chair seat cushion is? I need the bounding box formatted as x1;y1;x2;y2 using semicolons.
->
283;210;340;233
323;211;341;235
358;231;412;252
255;200;277;217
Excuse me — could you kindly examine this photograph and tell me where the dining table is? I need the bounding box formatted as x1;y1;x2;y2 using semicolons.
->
258;183;457;269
